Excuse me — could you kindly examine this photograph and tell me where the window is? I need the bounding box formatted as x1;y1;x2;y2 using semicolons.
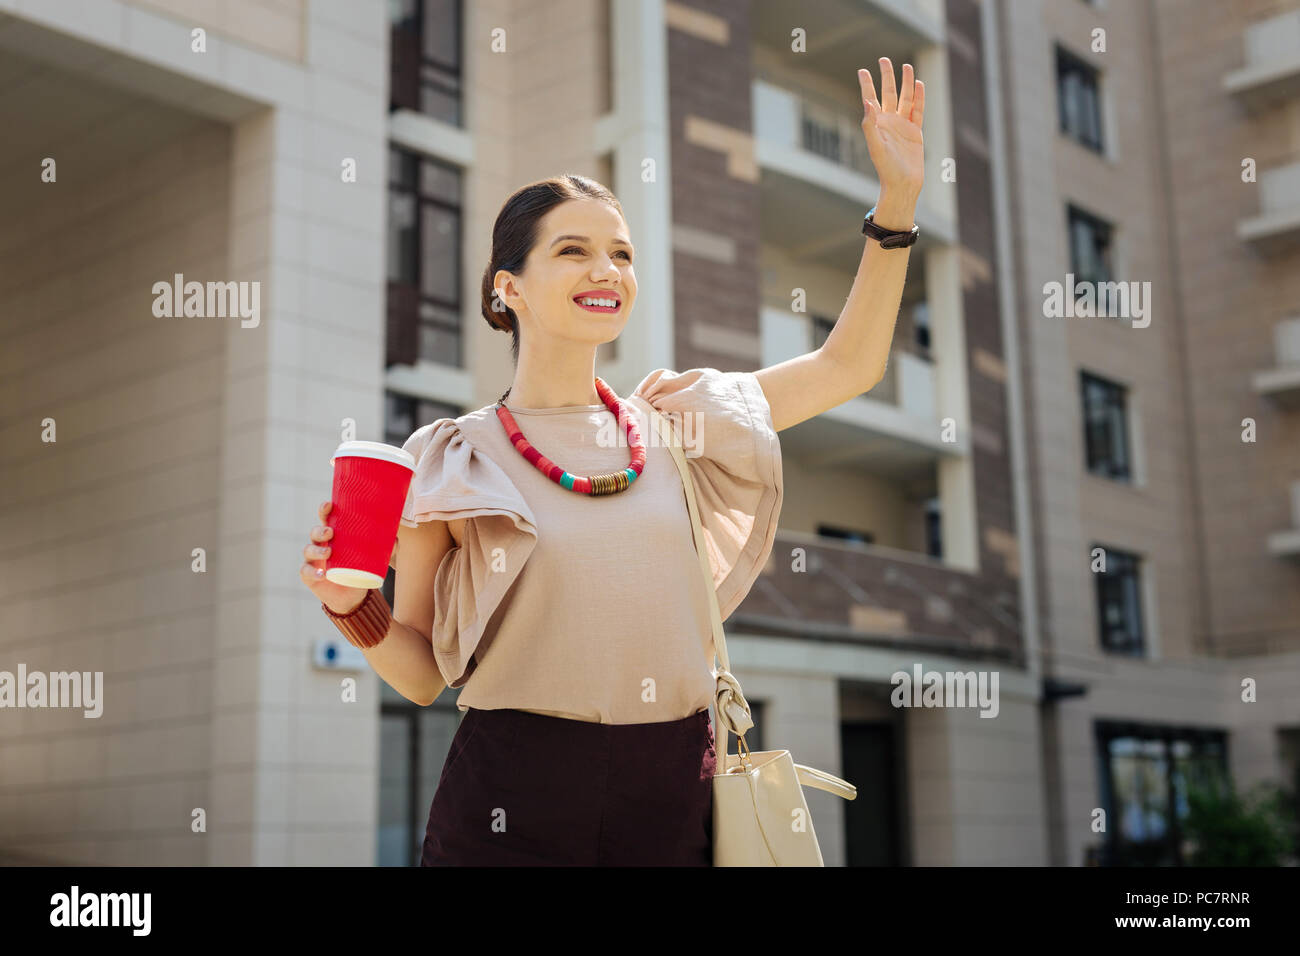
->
387;146;464;368
1080;371;1131;480
1095;721;1228;866
912;300;931;353
389;0;463;124
376;387;460;859
382;391;461;606
378;684;464;865
817;524;874;546
384;391;461;447
924;498;942;559
1067;204;1114;290
811;314;835;349
1056;45;1103;152
1092;543;1144;655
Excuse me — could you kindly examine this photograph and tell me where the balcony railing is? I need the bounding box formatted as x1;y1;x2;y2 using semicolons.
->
1237;159;1300;250
1252;316;1300;408
760;305;954;472
1223;8;1300;112
800;94;873;178
753;78;955;245
1267;479;1300;559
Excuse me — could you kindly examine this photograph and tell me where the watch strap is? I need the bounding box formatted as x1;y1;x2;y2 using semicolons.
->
862;204;920;249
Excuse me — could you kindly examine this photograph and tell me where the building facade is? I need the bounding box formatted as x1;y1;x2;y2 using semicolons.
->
0;0;1295;867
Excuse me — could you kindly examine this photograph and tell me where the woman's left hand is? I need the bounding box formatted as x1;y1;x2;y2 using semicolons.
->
858;58;925;199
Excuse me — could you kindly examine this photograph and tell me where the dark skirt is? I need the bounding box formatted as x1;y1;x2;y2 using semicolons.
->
420;706;716;866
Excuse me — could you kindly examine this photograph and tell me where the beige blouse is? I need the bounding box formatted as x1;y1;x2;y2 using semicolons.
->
397;367;783;724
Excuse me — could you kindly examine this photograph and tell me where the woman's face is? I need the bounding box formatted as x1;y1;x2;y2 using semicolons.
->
500;198;637;348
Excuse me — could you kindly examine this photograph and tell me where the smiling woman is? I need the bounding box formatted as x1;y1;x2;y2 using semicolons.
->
478;175;636;390
314;57;922;868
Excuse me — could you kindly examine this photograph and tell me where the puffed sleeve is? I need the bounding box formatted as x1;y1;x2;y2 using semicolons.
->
397;418;538;688
631;367;784;621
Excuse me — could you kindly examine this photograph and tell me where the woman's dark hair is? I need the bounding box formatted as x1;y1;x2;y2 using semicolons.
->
480;174;624;367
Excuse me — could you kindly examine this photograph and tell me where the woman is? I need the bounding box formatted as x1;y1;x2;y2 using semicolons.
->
300;60;925;866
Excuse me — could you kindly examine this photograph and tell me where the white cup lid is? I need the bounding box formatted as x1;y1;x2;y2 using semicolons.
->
330;440;416;470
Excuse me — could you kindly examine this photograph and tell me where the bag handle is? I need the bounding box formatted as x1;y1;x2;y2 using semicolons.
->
640;402;756;764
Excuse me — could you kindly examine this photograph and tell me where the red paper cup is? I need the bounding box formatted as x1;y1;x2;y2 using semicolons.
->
325;440;417;589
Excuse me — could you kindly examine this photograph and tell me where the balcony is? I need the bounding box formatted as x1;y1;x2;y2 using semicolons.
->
1223;9;1300;114
761;305;961;480
734;530;1022;660
1252;316;1300;408
1237;159;1300;252
751;0;944;71
1266;480;1300;560
753;79;957;275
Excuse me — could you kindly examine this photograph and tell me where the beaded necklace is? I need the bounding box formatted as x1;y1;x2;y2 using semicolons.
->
495;376;646;496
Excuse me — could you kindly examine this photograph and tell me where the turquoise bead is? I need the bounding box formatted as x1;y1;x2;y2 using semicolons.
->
625;468;637;483
560;472;575;490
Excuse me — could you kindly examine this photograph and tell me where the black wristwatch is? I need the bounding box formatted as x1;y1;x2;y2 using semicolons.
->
862;205;920;249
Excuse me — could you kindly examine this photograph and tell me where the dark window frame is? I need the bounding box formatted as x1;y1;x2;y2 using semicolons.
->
1094;720;1229;866
383;391;462;448
1092;542;1144;656
817;523;875;547
1066;203;1115;289
811;314;835;350
912;300;932;354
1056;45;1104;152
381;391;462;606
390;0;464;125
1080;370;1132;481
924;498;942;559
378;695;464;866
387;146;464;368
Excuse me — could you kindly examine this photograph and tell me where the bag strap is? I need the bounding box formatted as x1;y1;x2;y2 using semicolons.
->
640;402;755;757
638;398;858;803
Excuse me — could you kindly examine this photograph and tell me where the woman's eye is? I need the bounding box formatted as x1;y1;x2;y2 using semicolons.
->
562;246;632;261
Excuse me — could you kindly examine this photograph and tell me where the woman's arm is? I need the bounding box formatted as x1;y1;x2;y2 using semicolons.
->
754;58;925;433
358;518;457;707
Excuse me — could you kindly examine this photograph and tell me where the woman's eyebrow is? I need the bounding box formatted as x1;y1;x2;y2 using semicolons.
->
549;234;633;249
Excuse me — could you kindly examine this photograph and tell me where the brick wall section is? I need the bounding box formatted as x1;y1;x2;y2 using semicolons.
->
947;0;1021;631
742;536;1025;661
666;0;761;372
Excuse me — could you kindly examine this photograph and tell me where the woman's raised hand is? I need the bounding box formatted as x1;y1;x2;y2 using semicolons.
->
857;58;925;199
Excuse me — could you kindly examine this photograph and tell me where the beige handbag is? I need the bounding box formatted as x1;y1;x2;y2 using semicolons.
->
648;407;857;866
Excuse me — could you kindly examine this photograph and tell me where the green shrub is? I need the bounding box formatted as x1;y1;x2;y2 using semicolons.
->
1182;777;1297;866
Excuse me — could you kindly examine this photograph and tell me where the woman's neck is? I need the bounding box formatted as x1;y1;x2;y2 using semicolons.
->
506;347;602;408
